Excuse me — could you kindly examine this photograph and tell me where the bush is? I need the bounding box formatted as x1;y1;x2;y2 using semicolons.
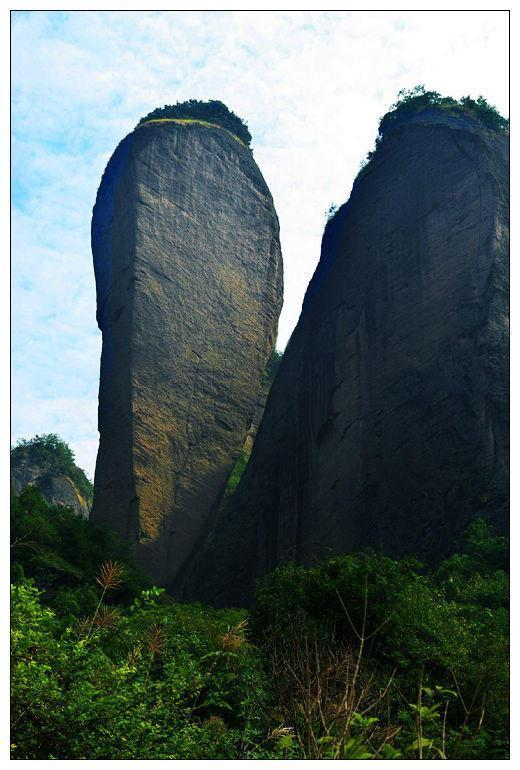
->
224;449;250;498
250;518;509;759
11;488;147;615
224;349;283;498
263;349;283;385
10;484;508;759
379;85;509;136
359;86;508;173
10;491;279;759
11;580;272;759
137;100;252;146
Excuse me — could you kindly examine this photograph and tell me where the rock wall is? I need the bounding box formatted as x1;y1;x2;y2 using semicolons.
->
185;109;509;606
90;119;283;588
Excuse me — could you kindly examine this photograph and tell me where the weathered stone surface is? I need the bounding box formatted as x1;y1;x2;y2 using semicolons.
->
185;110;509;606
11;460;90;518
243;353;282;455
90;120;283;588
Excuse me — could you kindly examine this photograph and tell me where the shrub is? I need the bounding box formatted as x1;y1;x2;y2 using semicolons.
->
250;518;509;759
359;86;508;173
225;349;283;498
224;449;250;497
11;488;147;614
325;203;338;222
137;100;252;146
263;349;283;385
379;85;509;136
10;491;278;759
10;580;273;759
10;484;508;759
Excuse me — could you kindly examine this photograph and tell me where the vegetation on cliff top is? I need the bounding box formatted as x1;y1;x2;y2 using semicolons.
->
336;85;510;203
11;434;93;505
379;85;509;136
355;86;508;175
11;486;508;759
137;99;252;146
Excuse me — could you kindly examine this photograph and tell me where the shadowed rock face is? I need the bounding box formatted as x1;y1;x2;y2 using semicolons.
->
90;120;283;587
185;110;509;607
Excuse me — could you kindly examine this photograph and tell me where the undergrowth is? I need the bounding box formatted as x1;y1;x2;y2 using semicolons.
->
11;489;508;759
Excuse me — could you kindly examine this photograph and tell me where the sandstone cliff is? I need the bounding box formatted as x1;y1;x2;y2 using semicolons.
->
90;115;283;587
185;107;509;606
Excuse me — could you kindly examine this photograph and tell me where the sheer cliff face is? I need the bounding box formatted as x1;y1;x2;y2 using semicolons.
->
186;111;509;607
91;121;283;587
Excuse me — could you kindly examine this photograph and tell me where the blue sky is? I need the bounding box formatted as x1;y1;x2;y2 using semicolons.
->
11;10;509;478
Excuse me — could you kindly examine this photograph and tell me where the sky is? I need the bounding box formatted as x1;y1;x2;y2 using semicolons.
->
11;10;509;479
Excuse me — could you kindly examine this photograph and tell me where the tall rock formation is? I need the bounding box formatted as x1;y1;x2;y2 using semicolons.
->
185;107;509;606
91;114;283;587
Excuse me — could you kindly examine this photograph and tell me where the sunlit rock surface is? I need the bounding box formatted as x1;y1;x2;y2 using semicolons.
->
91;119;283;587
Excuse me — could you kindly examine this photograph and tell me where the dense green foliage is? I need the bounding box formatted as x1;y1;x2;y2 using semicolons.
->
251;518;509;759
11;434;93;505
11;580;273;759
10;491;278;759
137;99;252;146
11;486;147;615
11;489;508;759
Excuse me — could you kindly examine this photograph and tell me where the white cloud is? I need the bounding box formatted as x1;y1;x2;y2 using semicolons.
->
11;10;509;477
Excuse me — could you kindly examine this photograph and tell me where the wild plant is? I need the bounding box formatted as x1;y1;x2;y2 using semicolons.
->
93;604;121;631
261;582;398;759
144;623;167;683
218;618;248;652
85;560;125;638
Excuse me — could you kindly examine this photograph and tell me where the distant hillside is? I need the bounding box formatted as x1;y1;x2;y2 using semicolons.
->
11;434;92;518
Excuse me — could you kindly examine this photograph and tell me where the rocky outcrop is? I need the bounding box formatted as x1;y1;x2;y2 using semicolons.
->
90;117;283;588
185;108;509;606
11;459;90;518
